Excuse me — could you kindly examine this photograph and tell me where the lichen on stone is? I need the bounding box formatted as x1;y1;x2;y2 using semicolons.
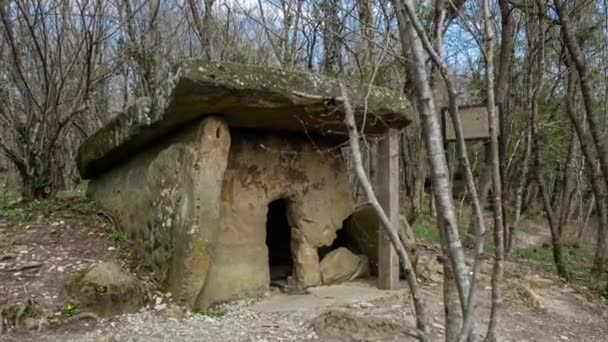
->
77;60;412;179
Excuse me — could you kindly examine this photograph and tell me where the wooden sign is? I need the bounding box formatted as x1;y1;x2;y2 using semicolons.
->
441;105;499;142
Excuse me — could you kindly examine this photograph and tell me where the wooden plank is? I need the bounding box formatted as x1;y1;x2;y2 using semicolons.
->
442;105;499;141
374;128;399;289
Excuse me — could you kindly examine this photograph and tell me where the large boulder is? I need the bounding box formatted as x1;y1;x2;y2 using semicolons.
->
66;262;142;317
320;247;368;285
342;204;416;274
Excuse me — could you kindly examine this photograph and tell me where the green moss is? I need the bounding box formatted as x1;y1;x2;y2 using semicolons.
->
77;60;412;179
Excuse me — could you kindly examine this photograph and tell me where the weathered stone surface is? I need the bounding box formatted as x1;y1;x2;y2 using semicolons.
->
311;309;410;341
196;130;354;308
87;123;354;309
77;60;411;179
66;262;142;317
320;248;362;285
342;204;416;273
87;117;231;308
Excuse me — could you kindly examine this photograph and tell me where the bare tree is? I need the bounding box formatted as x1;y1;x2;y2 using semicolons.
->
481;0;505;338
554;0;608;191
340;84;428;342
0;0;110;199
187;0;217;60
320;0;343;75
392;1;480;340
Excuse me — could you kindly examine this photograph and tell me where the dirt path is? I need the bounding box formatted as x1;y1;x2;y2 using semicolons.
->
1;200;607;341
5;263;606;342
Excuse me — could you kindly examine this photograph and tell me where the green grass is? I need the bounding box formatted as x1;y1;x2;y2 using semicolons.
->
107;230;126;243
514;245;593;270
514;245;607;293
0;197;97;221
412;214;441;244
0;199;63;219
483;241;496;255
0;207;26;219
63;303;80;317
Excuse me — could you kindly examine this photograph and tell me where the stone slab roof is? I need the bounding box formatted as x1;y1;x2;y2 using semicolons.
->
77;60;412;179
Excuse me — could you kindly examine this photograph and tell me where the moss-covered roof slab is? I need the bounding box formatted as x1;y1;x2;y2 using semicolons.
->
77;60;412;179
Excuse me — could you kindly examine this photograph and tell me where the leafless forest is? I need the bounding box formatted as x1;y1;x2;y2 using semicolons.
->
1;0;608;341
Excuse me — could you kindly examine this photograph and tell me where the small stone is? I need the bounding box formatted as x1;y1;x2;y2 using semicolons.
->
108;247;116;251
165;305;185;320
57;266;64;272
37;317;49;332
154;303;167;311
358;302;373;308
96;335;119;342
560;336;569;340
22;317;38;330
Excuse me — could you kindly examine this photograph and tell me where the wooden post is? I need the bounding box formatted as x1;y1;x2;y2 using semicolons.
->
375;128;400;289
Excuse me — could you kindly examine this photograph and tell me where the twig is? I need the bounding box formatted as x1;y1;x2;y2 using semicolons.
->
340;83;428;342
4;263;43;272
66;312;100;322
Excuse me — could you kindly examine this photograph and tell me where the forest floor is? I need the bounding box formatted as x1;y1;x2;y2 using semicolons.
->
0;197;607;341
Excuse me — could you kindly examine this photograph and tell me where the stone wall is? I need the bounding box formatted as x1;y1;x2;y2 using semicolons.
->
87;117;230;307
197;130;354;307
87;117;354;309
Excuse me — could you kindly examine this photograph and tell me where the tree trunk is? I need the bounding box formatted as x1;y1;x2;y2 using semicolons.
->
19;157;54;201
563;51;608;274
357;0;374;71
321;0;342;76
394;0;472;331
482;0;505;337
554;0;608;190
340;84;429;341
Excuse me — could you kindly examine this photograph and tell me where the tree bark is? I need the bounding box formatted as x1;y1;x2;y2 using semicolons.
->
393;0;474;337
554;0;608;190
562;51;608;274
340;84;429;341
481;0;505;338
321;0;342;76
187;0;216;60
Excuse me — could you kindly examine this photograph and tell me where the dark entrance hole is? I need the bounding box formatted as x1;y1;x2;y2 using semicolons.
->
266;198;293;282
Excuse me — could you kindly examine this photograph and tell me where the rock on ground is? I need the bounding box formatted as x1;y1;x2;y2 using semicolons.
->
66;262;143;317
311;309;412;341
319;248;363;285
